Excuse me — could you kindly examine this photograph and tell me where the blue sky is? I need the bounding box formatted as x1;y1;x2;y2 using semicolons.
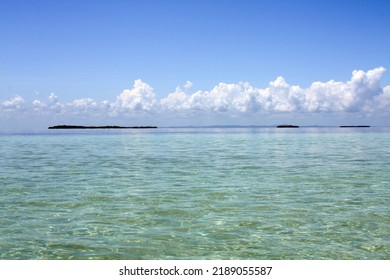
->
1;0;390;130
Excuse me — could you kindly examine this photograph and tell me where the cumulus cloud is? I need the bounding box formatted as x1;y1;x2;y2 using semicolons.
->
48;92;58;103
116;79;157;112
183;81;193;90
1;95;25;110
1;67;389;125
65;98;99;115
160;88;191;111
32;99;47;111
158;67;387;115
363;85;390;114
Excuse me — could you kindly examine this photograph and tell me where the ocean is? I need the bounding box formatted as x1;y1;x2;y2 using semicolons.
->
0;127;389;259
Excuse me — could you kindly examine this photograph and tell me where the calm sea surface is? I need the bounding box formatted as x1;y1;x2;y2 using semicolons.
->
1;127;389;259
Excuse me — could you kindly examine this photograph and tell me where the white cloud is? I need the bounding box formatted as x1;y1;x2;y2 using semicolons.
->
116;79;157;112
263;77;303;112
48;92;58;103
363;85;390;114
348;66;385;111
1;67;389;126
1;95;25;109
304;80;350;112
64;98;98;115
159;67;387;115
32;99;47;111
184;81;193;90
69;98;97;108
160;88;191;111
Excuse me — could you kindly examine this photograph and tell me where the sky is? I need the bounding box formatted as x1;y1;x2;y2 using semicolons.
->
1;0;390;131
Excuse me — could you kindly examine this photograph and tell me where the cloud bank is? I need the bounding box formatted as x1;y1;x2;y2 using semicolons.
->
1;67;389;127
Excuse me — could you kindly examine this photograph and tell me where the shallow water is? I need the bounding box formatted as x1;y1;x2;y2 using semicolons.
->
1;127;389;259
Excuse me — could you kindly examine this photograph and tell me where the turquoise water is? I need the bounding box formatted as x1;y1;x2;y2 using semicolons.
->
1;127;389;259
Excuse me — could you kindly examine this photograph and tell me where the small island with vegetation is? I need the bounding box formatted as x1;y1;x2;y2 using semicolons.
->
277;125;299;128
48;125;157;129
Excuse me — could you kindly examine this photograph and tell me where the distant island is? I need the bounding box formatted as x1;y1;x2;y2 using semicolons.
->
277;125;299;128
340;125;370;128
48;125;157;129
